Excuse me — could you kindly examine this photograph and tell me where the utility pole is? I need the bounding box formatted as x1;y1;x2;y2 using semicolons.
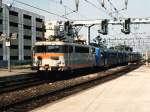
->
6;37;11;72
0;34;10;71
6;4;11;72
0;33;17;72
87;24;94;45
4;4;17;72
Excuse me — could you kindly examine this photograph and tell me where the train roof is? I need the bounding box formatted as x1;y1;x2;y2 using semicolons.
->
103;49;140;54
34;41;95;48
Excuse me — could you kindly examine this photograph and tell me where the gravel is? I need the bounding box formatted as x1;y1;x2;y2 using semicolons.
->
0;64;137;109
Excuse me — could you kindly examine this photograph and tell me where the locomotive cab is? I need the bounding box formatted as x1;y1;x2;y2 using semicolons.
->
32;41;97;71
33;43;66;71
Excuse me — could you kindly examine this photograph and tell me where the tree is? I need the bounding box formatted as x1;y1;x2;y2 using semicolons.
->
90;35;107;50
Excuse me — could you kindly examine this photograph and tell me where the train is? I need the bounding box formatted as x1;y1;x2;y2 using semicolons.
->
32;41;141;71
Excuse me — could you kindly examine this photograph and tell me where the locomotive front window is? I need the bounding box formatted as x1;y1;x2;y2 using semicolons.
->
35;45;47;53
61;45;73;53
35;45;60;53
47;45;60;52
75;46;89;53
35;45;73;53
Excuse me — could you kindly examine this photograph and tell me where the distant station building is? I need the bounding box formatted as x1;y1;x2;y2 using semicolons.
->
45;21;74;43
0;3;44;65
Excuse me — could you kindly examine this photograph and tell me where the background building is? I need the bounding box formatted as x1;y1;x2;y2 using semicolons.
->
45;21;74;43
0;4;44;65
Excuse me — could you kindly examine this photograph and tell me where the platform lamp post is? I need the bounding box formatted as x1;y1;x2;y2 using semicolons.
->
0;33;17;72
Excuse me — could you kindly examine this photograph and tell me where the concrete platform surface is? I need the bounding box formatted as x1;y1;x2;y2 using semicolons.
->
31;66;150;112
0;68;36;77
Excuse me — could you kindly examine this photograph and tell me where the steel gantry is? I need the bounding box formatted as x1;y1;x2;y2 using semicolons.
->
72;17;150;44
73;17;150;26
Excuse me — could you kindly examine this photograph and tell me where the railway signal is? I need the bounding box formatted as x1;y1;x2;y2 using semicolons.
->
64;21;73;36
99;19;108;35
72;17;150;46
121;18;131;34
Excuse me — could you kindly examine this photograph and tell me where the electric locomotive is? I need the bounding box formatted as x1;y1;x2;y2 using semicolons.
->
32;41;99;71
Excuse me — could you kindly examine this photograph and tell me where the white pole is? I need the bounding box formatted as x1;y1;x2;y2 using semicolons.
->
145;51;148;66
6;5;11;72
7;44;11;71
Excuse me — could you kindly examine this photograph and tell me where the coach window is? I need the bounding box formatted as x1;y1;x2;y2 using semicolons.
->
62;45;73;53
0;20;2;24
75;46;89;53
0;56;3;60
35;45;47;53
91;48;95;54
68;46;73;53
0;44;2;48
47;45;60;53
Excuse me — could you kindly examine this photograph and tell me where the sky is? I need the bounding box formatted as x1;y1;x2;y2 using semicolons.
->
3;0;150;52
3;0;150;20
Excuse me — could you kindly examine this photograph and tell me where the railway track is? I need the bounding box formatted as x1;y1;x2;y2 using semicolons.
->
0;73;46;94
0;70;92;94
0;64;141;112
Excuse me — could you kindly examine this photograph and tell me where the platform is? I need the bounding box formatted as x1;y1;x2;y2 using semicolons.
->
31;65;150;112
0;67;36;77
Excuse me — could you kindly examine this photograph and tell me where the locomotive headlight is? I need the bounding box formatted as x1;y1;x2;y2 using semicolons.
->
59;61;65;66
61;62;65;66
49;56;59;60
33;58;37;65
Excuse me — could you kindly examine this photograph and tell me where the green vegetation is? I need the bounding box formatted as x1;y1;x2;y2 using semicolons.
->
90;35;107;50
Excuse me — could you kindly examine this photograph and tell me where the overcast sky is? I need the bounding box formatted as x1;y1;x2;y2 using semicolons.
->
3;0;150;52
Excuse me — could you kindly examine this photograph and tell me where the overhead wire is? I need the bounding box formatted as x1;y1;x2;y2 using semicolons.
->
107;0;125;19
13;0;70;20
96;0;106;9
83;0;117;19
2;0;101;42
5;0;141;49
49;0;101;40
50;0;89;19
107;0;118;13
50;0;77;16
